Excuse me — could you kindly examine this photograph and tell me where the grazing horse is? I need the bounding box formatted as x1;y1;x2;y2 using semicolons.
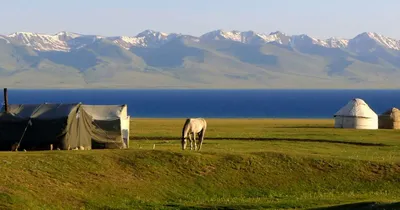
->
181;118;207;151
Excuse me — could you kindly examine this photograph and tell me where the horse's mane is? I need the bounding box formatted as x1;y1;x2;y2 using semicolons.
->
182;118;191;138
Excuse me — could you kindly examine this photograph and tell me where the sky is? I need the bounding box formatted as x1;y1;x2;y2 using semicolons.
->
0;0;399;39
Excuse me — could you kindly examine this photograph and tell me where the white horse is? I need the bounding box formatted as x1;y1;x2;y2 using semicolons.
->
181;118;207;151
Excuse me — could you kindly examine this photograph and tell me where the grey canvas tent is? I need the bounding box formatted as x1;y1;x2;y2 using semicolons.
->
81;104;130;149
0;103;93;151
0;103;129;151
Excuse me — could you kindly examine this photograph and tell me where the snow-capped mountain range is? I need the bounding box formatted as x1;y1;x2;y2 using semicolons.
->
2;28;400;89
1;29;399;52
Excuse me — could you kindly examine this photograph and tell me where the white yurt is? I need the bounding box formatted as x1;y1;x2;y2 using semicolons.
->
333;98;378;129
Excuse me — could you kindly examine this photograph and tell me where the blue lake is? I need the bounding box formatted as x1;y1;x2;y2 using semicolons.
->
2;89;400;118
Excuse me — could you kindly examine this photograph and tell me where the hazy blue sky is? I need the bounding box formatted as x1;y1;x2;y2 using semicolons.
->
0;0;398;39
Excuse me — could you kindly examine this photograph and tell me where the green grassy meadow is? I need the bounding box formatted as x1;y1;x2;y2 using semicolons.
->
1;118;400;209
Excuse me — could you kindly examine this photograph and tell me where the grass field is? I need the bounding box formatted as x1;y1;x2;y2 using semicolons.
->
1;118;400;209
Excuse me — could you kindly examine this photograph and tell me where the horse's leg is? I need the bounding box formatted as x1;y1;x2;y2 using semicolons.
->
198;132;202;150
189;132;193;150
197;132;202;151
193;132;197;151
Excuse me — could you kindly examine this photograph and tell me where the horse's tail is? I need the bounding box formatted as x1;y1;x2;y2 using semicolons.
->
200;118;207;141
203;118;207;129
197;119;207;151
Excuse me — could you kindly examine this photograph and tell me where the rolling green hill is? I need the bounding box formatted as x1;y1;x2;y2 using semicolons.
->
1;118;400;209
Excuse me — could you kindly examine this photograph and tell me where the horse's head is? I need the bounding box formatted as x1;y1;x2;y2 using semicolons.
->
181;136;187;150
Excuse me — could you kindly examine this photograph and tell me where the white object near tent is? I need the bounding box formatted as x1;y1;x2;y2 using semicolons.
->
333;98;378;129
81;104;130;149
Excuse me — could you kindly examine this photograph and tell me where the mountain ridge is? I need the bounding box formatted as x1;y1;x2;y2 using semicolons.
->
2;29;400;51
1;29;400;89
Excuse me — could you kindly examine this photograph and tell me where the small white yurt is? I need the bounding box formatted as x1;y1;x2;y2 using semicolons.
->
333;98;378;129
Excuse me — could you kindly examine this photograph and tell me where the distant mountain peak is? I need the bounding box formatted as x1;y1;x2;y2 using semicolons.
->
138;29;157;34
351;32;400;50
361;31;379;37
294;34;311;39
106;30;182;49
54;31;82;42
137;29;169;38
200;29;286;44
325;37;349;48
354;32;379;40
55;31;81;38
8;31;36;37
269;31;287;36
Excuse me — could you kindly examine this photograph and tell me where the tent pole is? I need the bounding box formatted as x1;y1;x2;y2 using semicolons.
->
3;88;8;113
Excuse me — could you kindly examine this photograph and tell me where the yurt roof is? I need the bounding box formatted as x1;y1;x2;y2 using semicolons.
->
381;107;400;115
334;98;377;118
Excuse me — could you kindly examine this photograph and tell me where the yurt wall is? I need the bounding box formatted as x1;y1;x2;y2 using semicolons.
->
378;107;400;129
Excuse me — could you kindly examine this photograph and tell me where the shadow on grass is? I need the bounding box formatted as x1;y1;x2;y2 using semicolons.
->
163;203;267;209
80;200;400;210
275;126;333;129
308;201;400;210
163;202;400;210
132;137;388;147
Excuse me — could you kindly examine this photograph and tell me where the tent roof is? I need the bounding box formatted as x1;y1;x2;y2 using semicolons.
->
334;98;377;118
0;103;80;119
81;104;127;120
